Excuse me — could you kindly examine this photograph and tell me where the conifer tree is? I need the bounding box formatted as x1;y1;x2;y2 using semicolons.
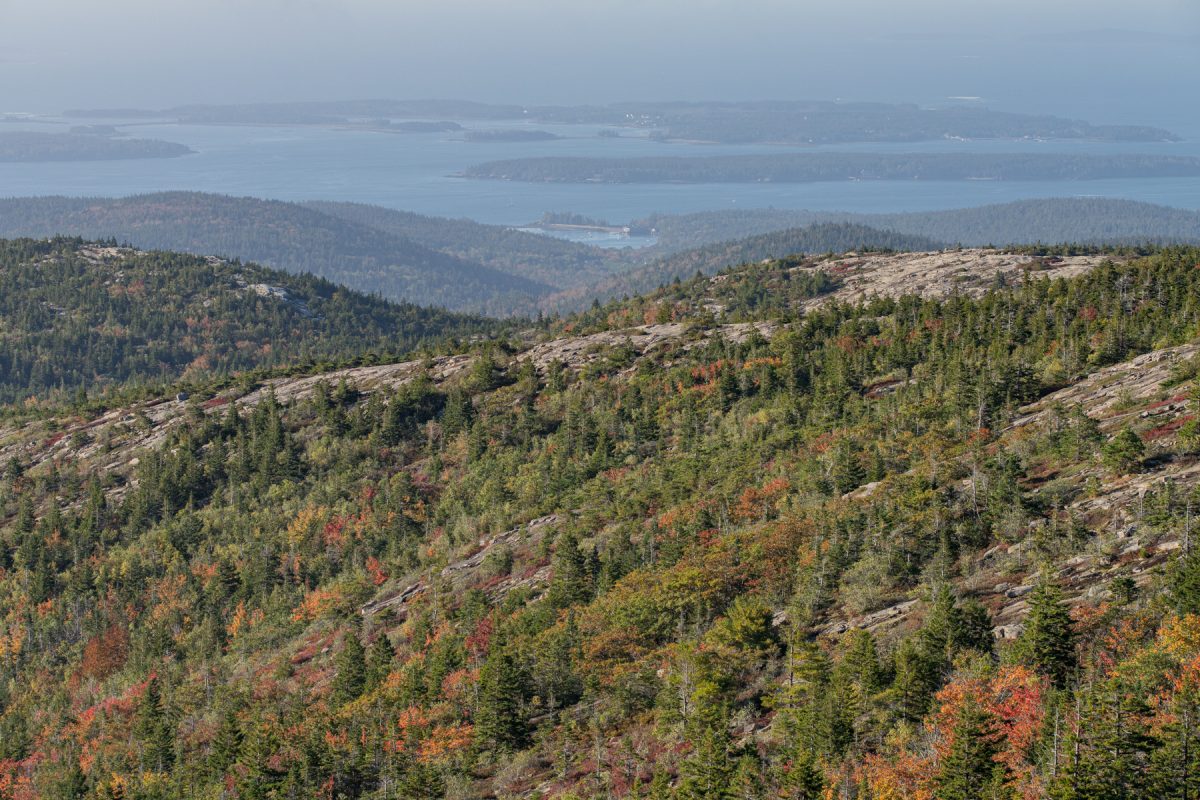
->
365;631;396;692
1102;428;1145;474
935;697;1007;800
134;676;175;772
1017;575;1077;688
331;629;367;706
475;641;530;752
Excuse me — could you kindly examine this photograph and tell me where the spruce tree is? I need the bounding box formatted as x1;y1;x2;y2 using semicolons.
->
935;698;1007;800
208;704;243;777
474;642;530;752
134;676;174;772
365;631;396;692
1017;576;1077;688
331;630;367;706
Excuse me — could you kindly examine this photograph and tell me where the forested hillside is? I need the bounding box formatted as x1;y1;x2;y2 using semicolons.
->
0;238;500;404
542;223;943;309
639;198;1200;252
303;201;620;290
3;242;1200;799
0;195;556;314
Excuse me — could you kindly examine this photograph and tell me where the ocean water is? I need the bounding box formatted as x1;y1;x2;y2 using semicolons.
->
1;116;1198;232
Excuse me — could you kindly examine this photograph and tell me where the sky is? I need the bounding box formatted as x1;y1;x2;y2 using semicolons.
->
2;0;1198;128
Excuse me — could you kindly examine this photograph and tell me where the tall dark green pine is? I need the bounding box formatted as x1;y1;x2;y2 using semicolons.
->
133;676;175;772
208;704;243;777
1172;544;1200;615
892;638;937;722
1061;681;1156;800
777;746;824;800
1017;576;1077;689
331;630;367;706
677;724;737;800
365;631;397;692
547;530;593;609
474;642;530;752
935;698;1007;800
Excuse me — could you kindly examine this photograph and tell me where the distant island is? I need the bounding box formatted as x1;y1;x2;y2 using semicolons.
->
462;152;1200;184
462;129;562;143
366;120;463;133
0;131;193;162
61;99;1180;144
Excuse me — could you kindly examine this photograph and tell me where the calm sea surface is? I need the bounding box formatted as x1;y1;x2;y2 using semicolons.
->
2;116;1198;240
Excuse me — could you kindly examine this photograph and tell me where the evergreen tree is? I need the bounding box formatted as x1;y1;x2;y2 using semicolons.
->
208;705;243;777
134;676;175;772
365;631;397;692
547;530;593;609
475;642;530;752
331;630;368;706
677;724;737;800
935;697;1007;800
1016;576;1077;688
1102;428;1145;474
777;747;824;800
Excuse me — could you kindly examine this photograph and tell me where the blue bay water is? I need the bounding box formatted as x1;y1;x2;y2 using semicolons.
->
1;116;1198;232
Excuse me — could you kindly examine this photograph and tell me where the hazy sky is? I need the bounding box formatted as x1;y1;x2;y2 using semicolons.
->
2;0;1198;126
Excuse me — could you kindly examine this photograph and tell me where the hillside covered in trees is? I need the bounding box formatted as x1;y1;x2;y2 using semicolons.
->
637;198;1200;252
0;194;602;315
541;222;944;310
3;240;1200;799
0;238;502;405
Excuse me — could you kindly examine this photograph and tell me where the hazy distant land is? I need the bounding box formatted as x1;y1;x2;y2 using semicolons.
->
463;153;1200;184
62;98;1180;144
0;131;193;162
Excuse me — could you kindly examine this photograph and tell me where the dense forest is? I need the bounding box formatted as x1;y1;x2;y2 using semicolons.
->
0;132;192;162
0;195;566;314
302;201;620;290
637;198;1200;252
0;238;503;404
463;152;1200;184
1;240;1200;799
4;194;1197;318
63;99;1179;143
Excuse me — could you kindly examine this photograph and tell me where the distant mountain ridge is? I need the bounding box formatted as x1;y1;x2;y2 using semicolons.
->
0;237;502;403
2;193;1198;316
0;193;555;314
639;197;1200;251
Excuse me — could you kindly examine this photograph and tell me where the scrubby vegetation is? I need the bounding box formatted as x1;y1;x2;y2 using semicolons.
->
0;238;503;405
1;243;1200;799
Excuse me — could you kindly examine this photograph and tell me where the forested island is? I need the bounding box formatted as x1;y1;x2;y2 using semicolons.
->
463;152;1200;184
62;98;1180;144
0;131;193;162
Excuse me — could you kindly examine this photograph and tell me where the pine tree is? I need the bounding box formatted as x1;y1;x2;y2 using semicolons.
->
1017;576;1077;688
365;631;396;692
935;697;1007;800
547;530;593;609
777;747;824;800
331;630;367;706
1102;428;1145;474
208;704;243;776
134;676;174;772
1061;681;1157;800
475;642;530;752
893;637;937;722
677;725;737;800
